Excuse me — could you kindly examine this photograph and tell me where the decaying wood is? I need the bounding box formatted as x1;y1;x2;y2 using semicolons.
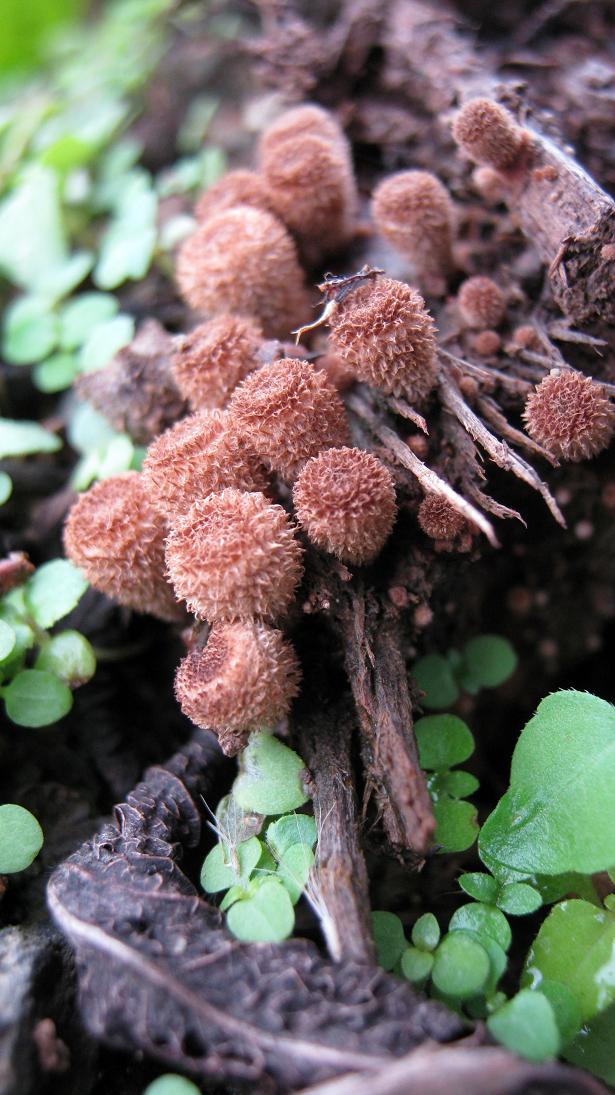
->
296;697;375;964
339;584;435;857
294;1043;609;1095
48;729;465;1091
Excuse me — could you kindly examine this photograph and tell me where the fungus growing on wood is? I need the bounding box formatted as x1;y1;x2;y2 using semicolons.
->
142;410;268;518
418;493;470;541
230;358;350;480
175;621;301;755
371;170;454;278
176;206;310;338
293;447;397;565
457;275;506;329
452;98;526;171
171;314;264;411
327;276;439;405
261;134;357;257
258;103;348;160
63;473;181;621
523;370;615;462
165;488;303;622
194;169;276;223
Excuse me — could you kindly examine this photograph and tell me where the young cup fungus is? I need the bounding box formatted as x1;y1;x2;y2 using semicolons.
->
523;370;615;462
193;168;277;223
63;472;181;622
452;98;527;172
175;621;301;756
457;275;506;330
371;170;455;280
142;410;268;518
170;314;264;411
418;493;470;541
176;205;310;339
165;488;304;622
293;447;397;565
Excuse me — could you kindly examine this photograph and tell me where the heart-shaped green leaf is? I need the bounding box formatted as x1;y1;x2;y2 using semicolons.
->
226;878;294;942
233;733;309;815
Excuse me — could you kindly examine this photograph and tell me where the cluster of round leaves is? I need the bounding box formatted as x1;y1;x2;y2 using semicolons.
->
199;732;315;943
0;559;95;728
413;633;518;711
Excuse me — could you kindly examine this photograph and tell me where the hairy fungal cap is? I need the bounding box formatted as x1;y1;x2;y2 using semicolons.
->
328;277;438;405
293;447;397;565
194;169;277;224
63;472;181;621
258;103;348;160
165;488;304;622
457;275;506;329
230;358;350;480
523;369;615;462
171;314;263;411
175;205;310;339
261;134;357;256
175;622;301;756
418;493;468;541
142;410;268;518
452;98;526;171
371;170;454;275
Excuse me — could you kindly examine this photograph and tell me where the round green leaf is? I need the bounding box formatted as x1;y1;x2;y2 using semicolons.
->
565;1003;615;1084
415;714;474;771
497;882;542;916
144;1075;201;1095
2;669;73;727
0;472;12;505
401;946;434;984
431;932;491;999
233;733;309;816
59;292;118;350
79;313;135;373
33;353;79;393
458;873;499;904
0;804;43;873
487;989;560;1062
536;981;582;1047
266;814;317;858
35;630;96;686
3;295;58;364
479;691;615;877
0;620;16;662
0;418;61;458
434;769;479;798
226;878;294;942
24;559;88;628
461;635;517;689
412;654;459;710
372;911;406;971
449;902;512;952
276;843;314;904
200;836;262;894
433;797;479;853
411;912;440;952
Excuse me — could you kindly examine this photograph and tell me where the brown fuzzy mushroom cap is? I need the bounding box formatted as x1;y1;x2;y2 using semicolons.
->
175;622;301;755
523;370;615;462
194;169;277;224
328;277;438;405
418;494;469;541
142;410;269;518
165;488;304;622
229;358;350;480
171;314;264;411
175;206;310;339
63;472;181;622
258;104;348;160
293;447;397;565
457;276;506;329
371;170;454;275
452;99;526;171
261;134;357;256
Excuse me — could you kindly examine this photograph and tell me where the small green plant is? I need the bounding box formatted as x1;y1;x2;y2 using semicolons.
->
413;633;517;710
143;1075;201;1095
0;559;95;726
375;688;615;1078
200;731;315;943
416;713;479;852
0;803;43;873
